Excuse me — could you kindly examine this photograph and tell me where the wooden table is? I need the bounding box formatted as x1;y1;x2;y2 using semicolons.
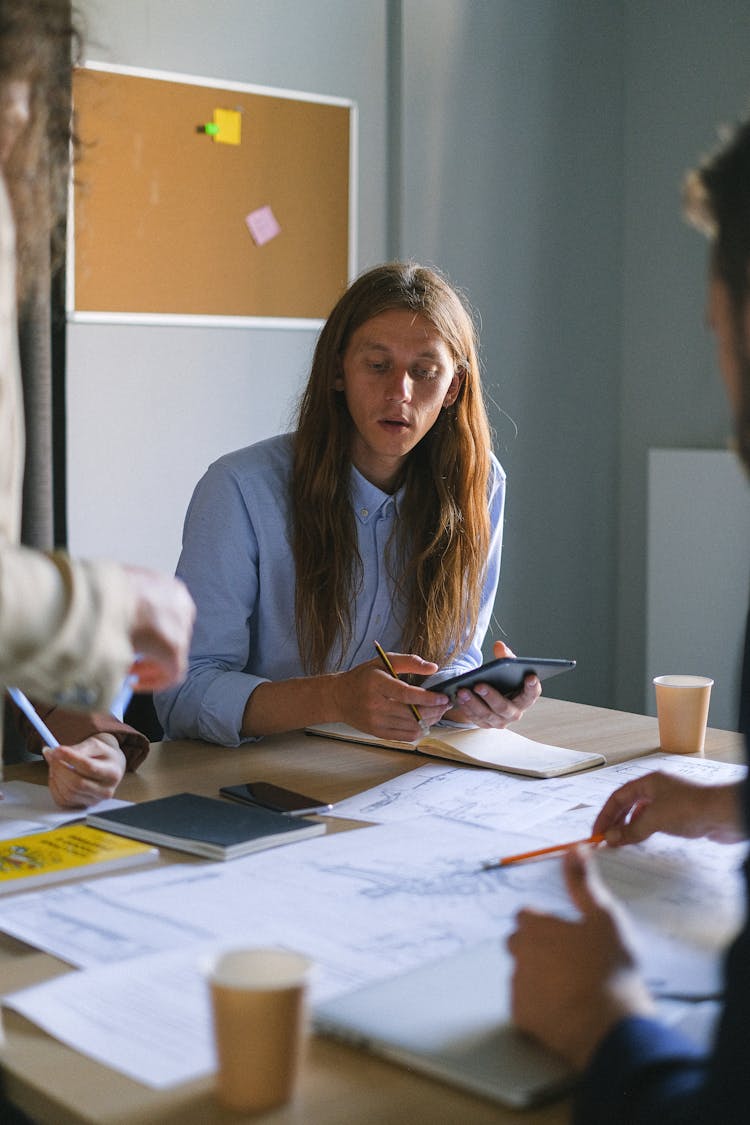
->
0;697;744;1124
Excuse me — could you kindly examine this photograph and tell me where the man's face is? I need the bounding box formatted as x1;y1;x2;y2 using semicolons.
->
335;309;461;492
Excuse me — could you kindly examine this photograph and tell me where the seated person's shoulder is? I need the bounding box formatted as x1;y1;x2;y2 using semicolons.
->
208;432;294;487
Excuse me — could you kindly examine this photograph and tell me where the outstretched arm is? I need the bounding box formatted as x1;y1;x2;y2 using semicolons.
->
592;772;745;846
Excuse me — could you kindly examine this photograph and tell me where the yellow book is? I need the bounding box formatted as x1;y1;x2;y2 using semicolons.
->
0;824;158;894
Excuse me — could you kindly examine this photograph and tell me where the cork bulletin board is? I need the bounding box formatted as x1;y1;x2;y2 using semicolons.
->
69;63;357;325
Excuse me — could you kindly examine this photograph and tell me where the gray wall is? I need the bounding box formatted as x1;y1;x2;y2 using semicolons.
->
399;1;623;709
617;1;750;713
70;1;750;719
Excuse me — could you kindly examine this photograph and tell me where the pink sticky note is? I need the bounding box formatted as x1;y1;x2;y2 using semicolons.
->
245;205;281;246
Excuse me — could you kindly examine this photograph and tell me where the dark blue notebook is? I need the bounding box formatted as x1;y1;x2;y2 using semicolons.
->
86;792;325;860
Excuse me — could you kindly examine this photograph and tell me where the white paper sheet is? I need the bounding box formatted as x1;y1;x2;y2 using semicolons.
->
0;818;562;972
2;803;745;1089
329;761;579;829
328;752;746;827
0;781;129;839
5;944;219;1087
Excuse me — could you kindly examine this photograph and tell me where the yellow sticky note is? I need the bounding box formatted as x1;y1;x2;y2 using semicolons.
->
213;108;241;146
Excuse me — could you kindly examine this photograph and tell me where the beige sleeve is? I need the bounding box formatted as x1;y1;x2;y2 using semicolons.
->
0;546;135;711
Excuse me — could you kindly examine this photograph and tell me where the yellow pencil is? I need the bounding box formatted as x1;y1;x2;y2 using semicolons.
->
373;641;431;737
481;833;606;870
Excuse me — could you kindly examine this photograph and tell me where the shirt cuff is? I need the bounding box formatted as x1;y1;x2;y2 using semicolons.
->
199;671;268;746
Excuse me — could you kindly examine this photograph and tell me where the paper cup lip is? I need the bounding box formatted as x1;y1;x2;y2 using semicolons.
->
653;674;714;689
210;947;311;990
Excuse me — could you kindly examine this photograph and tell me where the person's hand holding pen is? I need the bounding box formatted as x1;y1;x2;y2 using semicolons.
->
328;648;451;742
591;770;745;847
373;642;433;737
44;736;127;809
7;687;129;808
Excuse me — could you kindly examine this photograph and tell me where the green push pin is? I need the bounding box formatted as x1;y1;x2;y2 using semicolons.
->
196;122;220;136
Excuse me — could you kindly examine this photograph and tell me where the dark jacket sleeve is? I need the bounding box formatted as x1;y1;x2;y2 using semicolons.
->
12;699;150;771
574;1016;706;1124
575;858;750;1125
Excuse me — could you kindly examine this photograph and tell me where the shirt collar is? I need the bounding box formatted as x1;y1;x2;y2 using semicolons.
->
350;464;403;524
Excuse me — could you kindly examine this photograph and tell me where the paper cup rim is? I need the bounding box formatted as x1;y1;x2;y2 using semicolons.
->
210;947;311;990
653;675;714;689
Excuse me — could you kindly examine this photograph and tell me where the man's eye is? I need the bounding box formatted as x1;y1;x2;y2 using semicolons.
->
367;360;388;372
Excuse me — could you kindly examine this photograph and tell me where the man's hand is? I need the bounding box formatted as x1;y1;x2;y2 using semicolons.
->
507;847;654;1070
593;772;745;846
125;567;195;691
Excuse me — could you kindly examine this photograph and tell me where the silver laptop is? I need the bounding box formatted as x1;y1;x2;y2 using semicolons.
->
314;934;722;1110
313;938;574;1109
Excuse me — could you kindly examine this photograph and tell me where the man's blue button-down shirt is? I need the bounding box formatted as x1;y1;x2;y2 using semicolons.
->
156;433;505;745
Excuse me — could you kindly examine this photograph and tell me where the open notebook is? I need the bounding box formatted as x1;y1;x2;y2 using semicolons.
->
305;722;605;778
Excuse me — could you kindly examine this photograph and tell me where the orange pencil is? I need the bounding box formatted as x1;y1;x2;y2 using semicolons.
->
481;833;606;870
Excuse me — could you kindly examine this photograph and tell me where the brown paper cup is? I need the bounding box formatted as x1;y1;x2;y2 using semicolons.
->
653;674;713;754
209;947;310;1112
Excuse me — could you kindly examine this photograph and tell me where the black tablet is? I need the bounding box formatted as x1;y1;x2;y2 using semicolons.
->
431;657;576;701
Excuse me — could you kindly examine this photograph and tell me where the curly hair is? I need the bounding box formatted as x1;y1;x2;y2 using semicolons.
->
291;261;493;673
0;0;82;303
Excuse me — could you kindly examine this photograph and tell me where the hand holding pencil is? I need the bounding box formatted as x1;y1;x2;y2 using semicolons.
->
327;646;449;742
373;642;432;738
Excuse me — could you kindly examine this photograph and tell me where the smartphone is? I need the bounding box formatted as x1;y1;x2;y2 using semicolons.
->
430;656;576;702
219;781;333;817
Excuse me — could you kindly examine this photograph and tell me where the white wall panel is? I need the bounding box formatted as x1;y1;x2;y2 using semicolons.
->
647;450;750;731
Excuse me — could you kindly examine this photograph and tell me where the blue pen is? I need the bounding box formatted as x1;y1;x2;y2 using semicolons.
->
109;674;137;722
7;687;60;748
8;666;137;760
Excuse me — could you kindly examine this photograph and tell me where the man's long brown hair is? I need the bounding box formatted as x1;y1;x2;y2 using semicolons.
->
0;0;81;303
291;261;493;674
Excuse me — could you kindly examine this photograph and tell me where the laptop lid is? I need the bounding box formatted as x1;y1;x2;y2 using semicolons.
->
313;937;574;1109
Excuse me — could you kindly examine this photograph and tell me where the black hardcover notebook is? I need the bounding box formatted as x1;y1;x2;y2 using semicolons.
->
86;792;326;860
